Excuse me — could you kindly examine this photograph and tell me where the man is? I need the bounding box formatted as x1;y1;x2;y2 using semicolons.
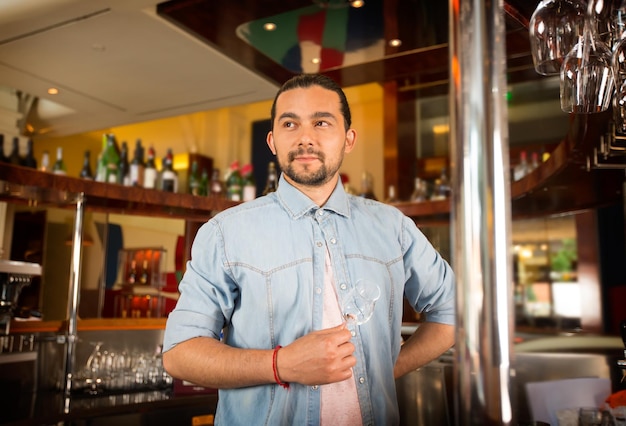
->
163;74;455;425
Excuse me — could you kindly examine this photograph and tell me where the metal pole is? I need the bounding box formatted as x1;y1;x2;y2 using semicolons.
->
63;192;85;414
449;0;514;424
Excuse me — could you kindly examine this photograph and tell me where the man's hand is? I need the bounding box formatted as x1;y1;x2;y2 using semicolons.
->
277;323;356;385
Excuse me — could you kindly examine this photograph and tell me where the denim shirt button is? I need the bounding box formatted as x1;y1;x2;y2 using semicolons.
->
351;330;356;337
359;377;365;384
330;238;336;244
316;241;323;247
340;283;347;290
317;210;324;216
315;287;322;295
311;385;319;390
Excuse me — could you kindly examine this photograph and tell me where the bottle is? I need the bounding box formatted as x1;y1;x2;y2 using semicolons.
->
118;141;131;186
52;147;66;175
241;163;256;201
127;260;137;284
0;134;7;163
129;139;145;187
22;139;37;168
410;177;427;202
199;168;209;196
40;150;50;172
262;161;278;195
210;168;224;197
139;260;149;285
340;173;356;195
431;167;451;200
225;160;243;201
358;171;377;200
530;152;540;173
95;134;107;182
144;146;158;189
102;134;120;184
160;148;178;192
188;160;201;195
513;151;529;181
9;137;21;165
385;185;398;203
79;150;94;180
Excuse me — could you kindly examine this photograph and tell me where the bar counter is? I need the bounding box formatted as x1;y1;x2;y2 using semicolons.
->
3;388;217;426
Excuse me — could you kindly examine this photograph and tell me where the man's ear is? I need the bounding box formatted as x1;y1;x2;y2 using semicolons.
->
344;128;357;153
266;131;277;155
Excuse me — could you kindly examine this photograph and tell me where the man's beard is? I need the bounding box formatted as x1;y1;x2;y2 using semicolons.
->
281;147;339;186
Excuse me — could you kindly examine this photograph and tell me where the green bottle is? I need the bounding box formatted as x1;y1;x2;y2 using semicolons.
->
199;168;209;196
52;147;66;175
225;160;243;201
188;160;201;195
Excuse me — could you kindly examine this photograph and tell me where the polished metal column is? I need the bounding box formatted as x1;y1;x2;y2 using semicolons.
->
449;1;514;424
63;192;85;414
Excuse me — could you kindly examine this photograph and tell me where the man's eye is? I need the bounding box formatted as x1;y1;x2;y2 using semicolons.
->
316;121;329;127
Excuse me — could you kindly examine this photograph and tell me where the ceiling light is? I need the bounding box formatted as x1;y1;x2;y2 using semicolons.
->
350;0;365;8
47;88;59;95
389;39;402;48
263;22;276;31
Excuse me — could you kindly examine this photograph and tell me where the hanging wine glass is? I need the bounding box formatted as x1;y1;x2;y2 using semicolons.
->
342;279;381;327
529;0;587;75
560;0;615;113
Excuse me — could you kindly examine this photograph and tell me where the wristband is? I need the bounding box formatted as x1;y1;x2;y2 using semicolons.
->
272;345;289;389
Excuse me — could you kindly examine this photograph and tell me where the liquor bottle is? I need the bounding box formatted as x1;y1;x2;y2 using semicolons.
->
140;260;149;285
188;160;201;195
199;168;209;196
225;160;243;201
52;147;66;175
530;152;540;173
129;139;145;187
210;168;224;197
241;163;256;201
95;134;107;182
358;171;377;200
431;167;451;200
160;148;178;192
144;146;158;189
118;141;131;186
262;161;278;195
40;150;50;172
0;134;7;163
102;134;120;184
22;139;37;168
410;177;427;202
79;150;94;180
385;185;398;203
9;137;21;165
513;151;529;181
127;260;138;284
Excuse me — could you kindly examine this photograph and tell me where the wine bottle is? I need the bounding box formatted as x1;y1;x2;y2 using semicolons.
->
103;134;120;184
129;139;145;187
241;163;256;201
188;160;201;195
144;146;158;189
118;141;131;186
0;134;7;163
40;150;50;172
9;137;21;165
52;147;66;175
79;150;94;180
210;168;224;197
199;168;209;196
22;139;37;168
225;160;243;201
128;260;138;284
513;151;529;182
160;148;178;192
140;260;149;285
262;161;278;195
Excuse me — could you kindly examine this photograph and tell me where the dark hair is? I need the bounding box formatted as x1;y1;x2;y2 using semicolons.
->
270;74;352;131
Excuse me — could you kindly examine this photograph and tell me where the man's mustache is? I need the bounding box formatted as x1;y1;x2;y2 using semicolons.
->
287;147;325;162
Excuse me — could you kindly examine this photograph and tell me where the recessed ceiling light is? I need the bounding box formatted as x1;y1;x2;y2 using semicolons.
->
350;0;365;8
48;88;59;95
389;39;402;47
263;22;277;31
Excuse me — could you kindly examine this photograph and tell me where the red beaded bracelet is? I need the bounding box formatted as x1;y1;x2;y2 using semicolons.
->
272;345;289;389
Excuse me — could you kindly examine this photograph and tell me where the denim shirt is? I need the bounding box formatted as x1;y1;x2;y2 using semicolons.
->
163;174;455;426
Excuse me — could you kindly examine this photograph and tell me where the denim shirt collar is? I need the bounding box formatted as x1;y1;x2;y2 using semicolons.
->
275;173;351;219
